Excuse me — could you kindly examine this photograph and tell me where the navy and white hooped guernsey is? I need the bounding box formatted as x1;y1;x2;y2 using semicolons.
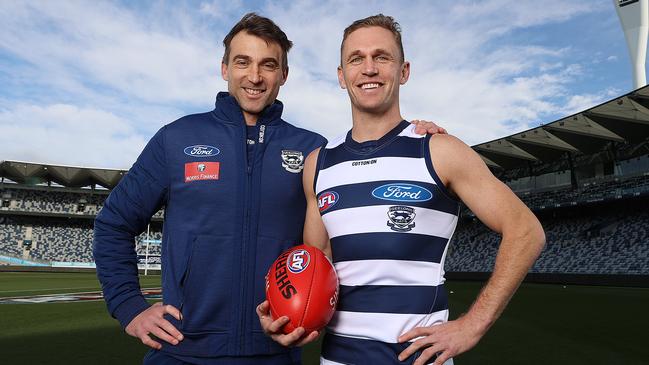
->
315;121;459;365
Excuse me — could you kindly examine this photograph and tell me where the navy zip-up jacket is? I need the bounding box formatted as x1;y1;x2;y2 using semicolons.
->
93;92;326;358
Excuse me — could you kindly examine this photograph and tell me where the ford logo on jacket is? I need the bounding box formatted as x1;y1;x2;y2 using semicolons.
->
184;145;220;157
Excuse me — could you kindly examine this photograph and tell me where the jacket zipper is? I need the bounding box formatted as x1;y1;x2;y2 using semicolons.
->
239;123;266;353
238;122;263;353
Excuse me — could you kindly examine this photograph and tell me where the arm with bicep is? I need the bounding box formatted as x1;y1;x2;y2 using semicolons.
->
398;135;546;365
256;148;327;347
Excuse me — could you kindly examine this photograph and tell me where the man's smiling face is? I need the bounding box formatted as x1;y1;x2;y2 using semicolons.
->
222;31;287;125
338;26;409;116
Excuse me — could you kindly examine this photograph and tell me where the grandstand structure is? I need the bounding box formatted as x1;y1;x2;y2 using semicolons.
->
1;86;648;284
0;165;163;267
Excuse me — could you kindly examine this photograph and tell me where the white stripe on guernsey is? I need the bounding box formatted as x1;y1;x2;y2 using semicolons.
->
327;309;449;343
322;205;458;239
325;133;346;149
335;260;444;286
316;156;434;193
321;357;453;365
320;358;345;365
397;123;425;138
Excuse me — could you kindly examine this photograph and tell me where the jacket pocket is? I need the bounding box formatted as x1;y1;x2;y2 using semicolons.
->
179;235;234;333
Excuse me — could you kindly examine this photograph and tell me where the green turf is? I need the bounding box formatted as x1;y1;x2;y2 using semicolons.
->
1;272;647;364
0;271;160;297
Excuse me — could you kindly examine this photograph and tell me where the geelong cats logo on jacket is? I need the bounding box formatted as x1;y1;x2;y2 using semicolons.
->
281;150;304;173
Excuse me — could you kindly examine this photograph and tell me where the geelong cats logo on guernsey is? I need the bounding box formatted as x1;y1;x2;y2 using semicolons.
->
318;191;339;212
184;145;220;157
372;183;432;202
387;206;416;232
281;150;304;173
287;249;311;273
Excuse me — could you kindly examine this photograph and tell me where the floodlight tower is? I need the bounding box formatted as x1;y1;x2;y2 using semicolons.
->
613;0;649;89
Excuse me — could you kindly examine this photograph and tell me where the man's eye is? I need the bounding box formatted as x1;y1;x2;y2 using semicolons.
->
263;62;278;70
350;57;362;65
234;59;249;67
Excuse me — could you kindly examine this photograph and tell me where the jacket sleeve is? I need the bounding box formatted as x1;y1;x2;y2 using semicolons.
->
93;126;168;329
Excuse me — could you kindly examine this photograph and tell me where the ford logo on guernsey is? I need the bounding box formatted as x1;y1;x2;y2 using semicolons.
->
184;145;220;157
372;183;432;202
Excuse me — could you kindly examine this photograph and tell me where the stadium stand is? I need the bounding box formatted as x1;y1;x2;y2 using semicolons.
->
0;215;161;263
447;199;649;275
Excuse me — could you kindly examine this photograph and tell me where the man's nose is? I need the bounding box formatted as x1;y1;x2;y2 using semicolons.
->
248;64;261;83
362;58;378;76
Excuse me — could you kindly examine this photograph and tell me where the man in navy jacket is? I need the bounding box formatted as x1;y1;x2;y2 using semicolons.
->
94;12;443;365
94;13;325;364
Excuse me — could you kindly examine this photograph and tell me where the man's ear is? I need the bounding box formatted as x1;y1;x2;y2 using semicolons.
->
337;66;346;89
221;62;229;82
280;66;289;86
400;61;410;85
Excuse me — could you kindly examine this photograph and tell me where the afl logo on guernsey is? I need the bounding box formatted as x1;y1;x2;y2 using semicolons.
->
318;191;339;212
372;183;432;202
287;249;310;273
184;145;220;157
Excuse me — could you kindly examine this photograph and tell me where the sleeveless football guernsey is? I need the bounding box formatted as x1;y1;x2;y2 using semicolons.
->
315;121;459;365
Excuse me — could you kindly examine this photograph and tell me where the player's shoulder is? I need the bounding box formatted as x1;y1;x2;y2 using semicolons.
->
428;133;472;156
305;146;323;169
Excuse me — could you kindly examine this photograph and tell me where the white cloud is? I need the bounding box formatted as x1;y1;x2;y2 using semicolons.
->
0;103;147;169
271;0;608;144
0;0;623;167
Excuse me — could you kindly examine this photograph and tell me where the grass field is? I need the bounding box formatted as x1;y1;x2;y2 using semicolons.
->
1;272;647;364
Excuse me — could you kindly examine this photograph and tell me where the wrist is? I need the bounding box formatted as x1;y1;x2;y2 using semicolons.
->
113;295;151;329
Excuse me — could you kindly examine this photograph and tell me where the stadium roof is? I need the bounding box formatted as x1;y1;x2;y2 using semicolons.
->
0;160;124;189
2;85;649;189
475;85;649;169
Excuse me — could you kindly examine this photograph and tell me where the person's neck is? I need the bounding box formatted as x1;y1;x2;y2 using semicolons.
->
243;111;258;126
350;108;404;143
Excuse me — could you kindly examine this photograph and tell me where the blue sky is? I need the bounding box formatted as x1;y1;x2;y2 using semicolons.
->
0;0;643;168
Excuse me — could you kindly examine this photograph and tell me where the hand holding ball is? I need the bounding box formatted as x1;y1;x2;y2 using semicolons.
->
265;244;339;334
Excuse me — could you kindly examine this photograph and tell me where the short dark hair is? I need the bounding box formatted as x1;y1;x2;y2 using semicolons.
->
222;13;293;72
340;14;404;64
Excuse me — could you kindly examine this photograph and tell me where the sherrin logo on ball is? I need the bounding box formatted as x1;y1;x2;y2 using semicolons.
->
266;244;339;334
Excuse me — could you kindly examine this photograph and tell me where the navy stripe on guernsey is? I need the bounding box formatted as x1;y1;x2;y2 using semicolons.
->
317;180;458;216
338;284;448;314
321;133;424;170
331;233;448;263
321;335;442;365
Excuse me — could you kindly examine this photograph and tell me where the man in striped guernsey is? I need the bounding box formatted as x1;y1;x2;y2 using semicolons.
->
262;14;546;365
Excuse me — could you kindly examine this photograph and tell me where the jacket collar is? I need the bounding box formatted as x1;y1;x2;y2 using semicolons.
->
212;92;284;126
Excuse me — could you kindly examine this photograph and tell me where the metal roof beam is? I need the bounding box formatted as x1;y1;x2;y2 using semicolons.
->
474;139;539;161
509;127;579;152
544;114;625;142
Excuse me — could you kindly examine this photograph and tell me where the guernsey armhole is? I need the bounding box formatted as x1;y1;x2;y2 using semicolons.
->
424;134;461;204
313;148;327;195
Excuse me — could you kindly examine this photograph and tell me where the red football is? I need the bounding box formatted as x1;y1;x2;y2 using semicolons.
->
265;244;339;334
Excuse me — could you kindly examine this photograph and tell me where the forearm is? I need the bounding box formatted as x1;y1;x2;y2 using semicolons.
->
94;210;150;328
463;220;545;333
